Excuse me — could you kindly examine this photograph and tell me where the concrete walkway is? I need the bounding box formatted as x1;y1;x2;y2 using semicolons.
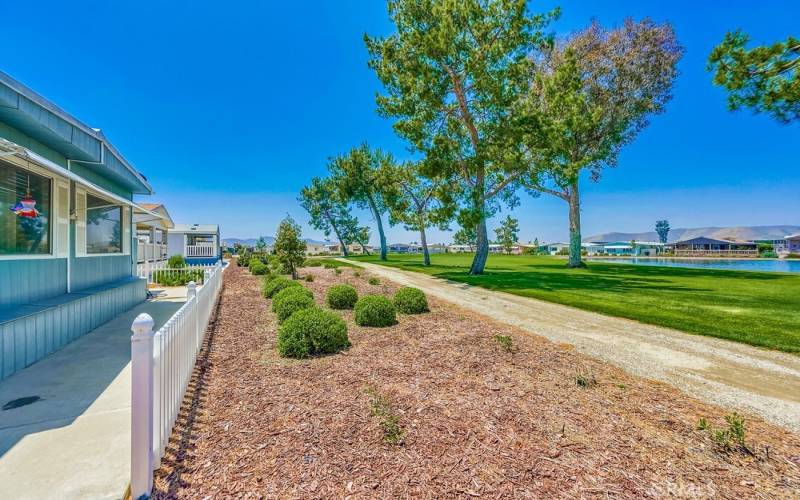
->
349;260;800;432
0;289;185;500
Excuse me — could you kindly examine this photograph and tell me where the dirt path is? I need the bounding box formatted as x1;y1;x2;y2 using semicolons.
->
348;260;800;432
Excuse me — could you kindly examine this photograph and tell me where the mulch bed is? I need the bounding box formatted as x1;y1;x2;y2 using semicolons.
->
152;262;800;498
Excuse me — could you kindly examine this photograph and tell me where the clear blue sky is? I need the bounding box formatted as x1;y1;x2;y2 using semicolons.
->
2;1;798;244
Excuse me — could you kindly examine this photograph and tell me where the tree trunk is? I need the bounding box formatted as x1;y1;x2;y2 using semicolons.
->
419;224;430;266
469;216;489;275
327;217;348;257
567;179;585;268
367;196;387;261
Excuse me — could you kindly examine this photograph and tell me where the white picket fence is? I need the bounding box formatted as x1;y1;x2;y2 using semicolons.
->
130;261;224;498
136;261;212;286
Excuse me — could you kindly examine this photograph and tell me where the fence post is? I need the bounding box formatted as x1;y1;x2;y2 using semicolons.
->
188;281;199;349
131;313;155;499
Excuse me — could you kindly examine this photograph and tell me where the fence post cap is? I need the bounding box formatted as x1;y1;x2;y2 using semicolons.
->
187;281;197;290
131;313;155;337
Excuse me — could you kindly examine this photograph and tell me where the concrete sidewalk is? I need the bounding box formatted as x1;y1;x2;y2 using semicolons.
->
0;290;185;500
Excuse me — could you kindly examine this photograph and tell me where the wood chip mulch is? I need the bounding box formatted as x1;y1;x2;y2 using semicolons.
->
152;262;800;499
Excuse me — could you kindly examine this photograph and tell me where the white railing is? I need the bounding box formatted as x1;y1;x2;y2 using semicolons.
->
136;242;168;264
130;261;224;498
185;244;216;258
674;249;759;257
137;262;212;286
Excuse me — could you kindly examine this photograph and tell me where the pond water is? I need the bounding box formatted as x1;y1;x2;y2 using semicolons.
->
588;258;800;274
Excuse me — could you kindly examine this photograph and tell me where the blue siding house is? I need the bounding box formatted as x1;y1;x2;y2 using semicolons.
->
0;71;161;380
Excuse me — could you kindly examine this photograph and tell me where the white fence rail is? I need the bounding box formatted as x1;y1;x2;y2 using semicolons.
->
130;261;224;498
136;261;213;286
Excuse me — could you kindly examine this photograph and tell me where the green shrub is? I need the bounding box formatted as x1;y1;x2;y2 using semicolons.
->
760;250;778;258
393;287;429;314
304;274;314;282
272;287;316;322
367;277;380;285
262;276;301;298
334;268;342;275
153;268;204;286
305;260;323;267
249;259;269;275
354;295;397;327
237;254;250;267
277;307;350;358
168;254;186;268
787;253;800;259
326;284;358;310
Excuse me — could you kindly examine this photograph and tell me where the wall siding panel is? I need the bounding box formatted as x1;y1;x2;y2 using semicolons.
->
70;255;133;291
0;259;67;308
0;278;145;380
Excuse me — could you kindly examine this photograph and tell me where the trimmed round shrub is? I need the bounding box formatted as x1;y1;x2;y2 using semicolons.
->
326;284;358;310
354;295;397;327
249;259;269;275
272;287;315;322
367;277;380;285
262;276;301;298
393;287;429;314
277;307;350;358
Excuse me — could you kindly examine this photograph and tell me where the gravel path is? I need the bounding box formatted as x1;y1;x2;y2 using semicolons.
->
348;260;800;432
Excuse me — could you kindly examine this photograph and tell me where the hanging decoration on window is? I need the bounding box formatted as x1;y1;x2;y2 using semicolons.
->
9;174;40;218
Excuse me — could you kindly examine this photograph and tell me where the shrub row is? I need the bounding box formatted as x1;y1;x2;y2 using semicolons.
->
262;276;301;298
272;287;315;322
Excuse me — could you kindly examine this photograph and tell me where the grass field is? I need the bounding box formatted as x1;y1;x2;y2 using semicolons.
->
350;253;800;353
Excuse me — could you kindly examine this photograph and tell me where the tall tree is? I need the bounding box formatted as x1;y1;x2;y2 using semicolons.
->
299;176;355;257
494;215;519;254
339;218;371;256
255;236;268;253
655;220;670;244
273;216;307;279
453;222;477;252
365;0;557;275
383;160;453;266
518;19;682;267
330;144;392;260
708;31;799;123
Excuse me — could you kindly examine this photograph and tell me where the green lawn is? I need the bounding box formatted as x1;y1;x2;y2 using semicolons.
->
349;253;800;354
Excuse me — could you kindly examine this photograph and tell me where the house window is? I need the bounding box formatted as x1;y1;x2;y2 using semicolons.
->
86;193;122;254
0;161;51;255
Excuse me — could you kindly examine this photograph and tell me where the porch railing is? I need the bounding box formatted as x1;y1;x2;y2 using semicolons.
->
674;249;759;257
136;242;168;264
130;261;224;498
185;244;217;258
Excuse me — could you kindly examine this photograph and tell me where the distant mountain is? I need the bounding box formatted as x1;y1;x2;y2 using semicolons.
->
583;225;800;243
222;236;329;247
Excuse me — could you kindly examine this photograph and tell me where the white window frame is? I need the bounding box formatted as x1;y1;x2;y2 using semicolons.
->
0;156;65;261
76;189;130;258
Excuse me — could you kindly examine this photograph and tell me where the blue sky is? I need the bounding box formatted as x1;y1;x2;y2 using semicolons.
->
2;1;798;244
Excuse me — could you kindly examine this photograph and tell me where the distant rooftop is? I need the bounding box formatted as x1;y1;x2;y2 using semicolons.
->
172;224;219;233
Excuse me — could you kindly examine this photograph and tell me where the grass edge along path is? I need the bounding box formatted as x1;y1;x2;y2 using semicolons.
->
348;254;800;354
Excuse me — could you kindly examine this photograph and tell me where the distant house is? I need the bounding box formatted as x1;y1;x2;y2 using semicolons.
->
582;241;607;255
168;224;222;264
135;203;174;265
602;241;664;256
324;242;373;255
305;242;328;255
448;244;474;253
428;243;448;254
489;243;521;255
672;237;758;257
785;234;800;255
541;242;569;255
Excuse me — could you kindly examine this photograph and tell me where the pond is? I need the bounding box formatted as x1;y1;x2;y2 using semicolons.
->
588;258;800;274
